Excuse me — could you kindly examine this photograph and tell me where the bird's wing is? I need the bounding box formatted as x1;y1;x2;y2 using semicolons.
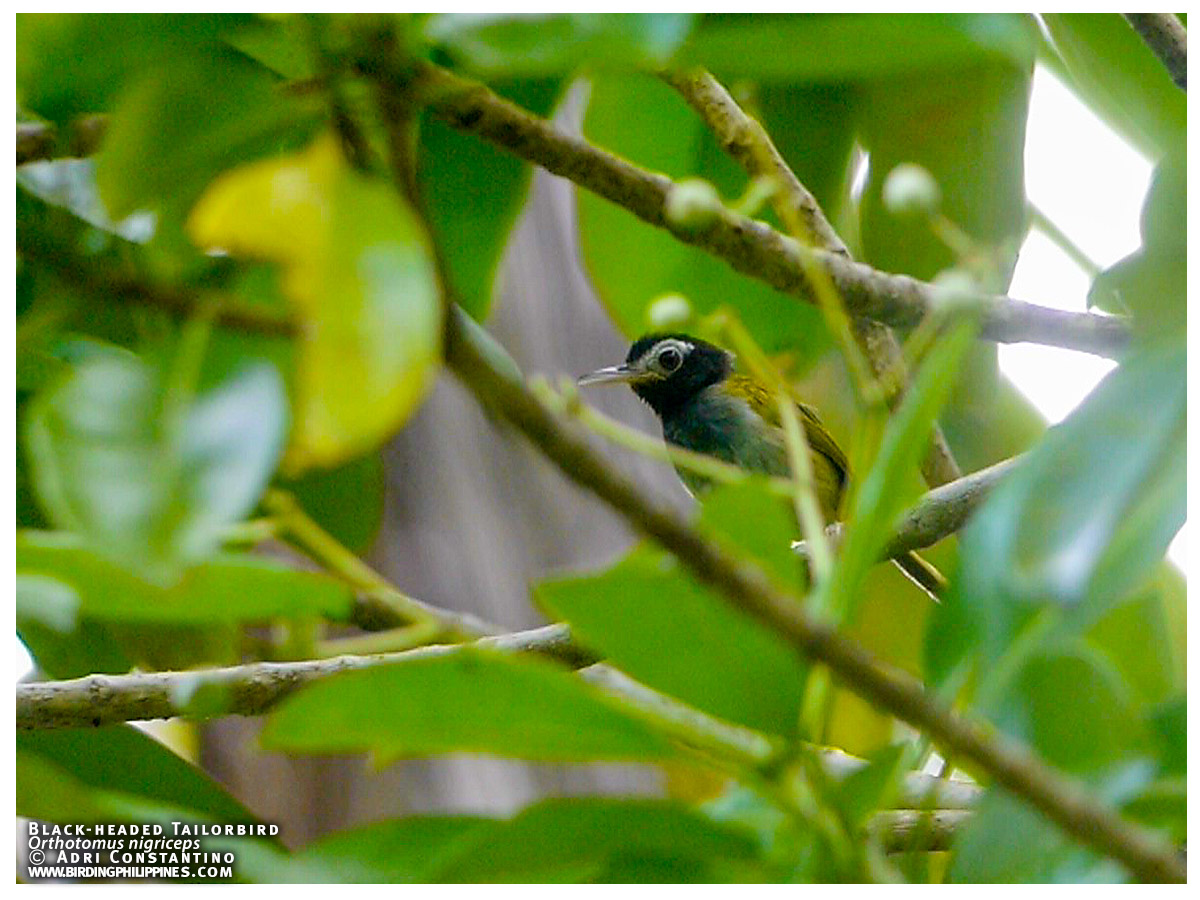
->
726;374;849;482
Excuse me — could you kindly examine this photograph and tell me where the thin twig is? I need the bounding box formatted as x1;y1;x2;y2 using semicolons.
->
14;88;1131;360
409;63;1129;361
1124;13;1187;90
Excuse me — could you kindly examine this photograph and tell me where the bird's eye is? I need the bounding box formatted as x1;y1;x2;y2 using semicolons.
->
657;346;683;372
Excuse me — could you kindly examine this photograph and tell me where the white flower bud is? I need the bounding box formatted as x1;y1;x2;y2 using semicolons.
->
665;178;722;233
646;293;694;330
882;163;941;218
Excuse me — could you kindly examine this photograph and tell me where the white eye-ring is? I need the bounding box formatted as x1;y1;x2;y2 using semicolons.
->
658;346;683;372
651;340;691;375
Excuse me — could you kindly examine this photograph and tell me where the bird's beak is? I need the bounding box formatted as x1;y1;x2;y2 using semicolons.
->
577;364;638;387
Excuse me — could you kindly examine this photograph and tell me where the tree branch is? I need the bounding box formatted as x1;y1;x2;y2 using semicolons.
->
663;67;962;488
794;455;1022;564
413;63;1130;360
15;636;980;847
439;306;1181;883
16;625;583;730
1125;13;1188;90
16;83;1130;359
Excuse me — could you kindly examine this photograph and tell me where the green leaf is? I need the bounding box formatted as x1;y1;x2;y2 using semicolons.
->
538;539;808;737
17;531;353;623
189;133;442;471
578;72;830;359
424;13;694;78
757;82;861;233
950;789;1123;883
18;729;284;882
18;725;255;823
1042;14;1185;161
823;319;977;622
1087;585;1181;705
859;62;1030;287
1145;696;1185;777
261;648;680;763
990;642;1145;773
678;13;1037;80
19;159;155;243
1089;156;1185;336
1088;248;1185;338
947;339;1184;666
427;798;761;882
25;349;287;579
828;742;912;830
17;13;254;124
1121;775;1185;845
94;42;321;255
281;451;386;555
419;78;561;320
698;478;805;585
18;611;133;680
277;816;494;883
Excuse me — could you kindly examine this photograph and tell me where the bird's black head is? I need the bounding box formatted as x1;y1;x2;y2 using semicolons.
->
579;333;734;419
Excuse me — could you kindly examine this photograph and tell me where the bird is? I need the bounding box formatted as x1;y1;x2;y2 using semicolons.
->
579;332;943;597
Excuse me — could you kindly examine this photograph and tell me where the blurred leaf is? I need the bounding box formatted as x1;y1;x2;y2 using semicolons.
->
578;73;830;360
18;733;283;882
703;784;825;880
17;531;353;623
19;159;155;243
678;13;1037;80
16;13;253;124
275;816;494;883
697;478;804;585
420;78;561;320
222;14;315;81
990;642;1145;772
18;611;133;680
538;539;808;737
757;82;861;230
282;451;386;554
938;338;1184;674
1089;156;1185;336
427;798;762;882
95;43;321;261
261;648;680;763
189;133;442;471
424;13;694;78
16;572;78;633
17;751;107;823
25;349;287;579
1087;585;1180;705
18;725;255;823
949;789;1123;883
824;319;977;622
1042;14;1185;161
1145;696;1185;777
1120;775;1185;845
1088;249;1184;338
859;62;1030;287
828;742;911;830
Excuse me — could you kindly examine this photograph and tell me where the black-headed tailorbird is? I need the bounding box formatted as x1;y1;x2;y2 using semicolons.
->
579;332;944;597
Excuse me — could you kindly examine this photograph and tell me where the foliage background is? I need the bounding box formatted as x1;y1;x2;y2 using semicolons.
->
15;13;1185;883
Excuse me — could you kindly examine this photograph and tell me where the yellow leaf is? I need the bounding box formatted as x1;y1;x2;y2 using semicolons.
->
189;133;441;470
